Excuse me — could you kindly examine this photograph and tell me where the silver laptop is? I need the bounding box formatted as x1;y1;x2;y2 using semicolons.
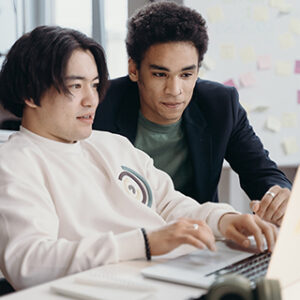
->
142;166;300;290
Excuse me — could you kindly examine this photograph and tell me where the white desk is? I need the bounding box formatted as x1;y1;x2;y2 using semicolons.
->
1;259;204;300
2;257;300;300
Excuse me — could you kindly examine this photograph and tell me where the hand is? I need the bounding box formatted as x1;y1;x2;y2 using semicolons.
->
218;213;278;252
250;185;290;226
147;218;216;256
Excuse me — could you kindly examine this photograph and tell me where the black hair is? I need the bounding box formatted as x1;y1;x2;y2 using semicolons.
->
0;25;108;117
126;1;208;68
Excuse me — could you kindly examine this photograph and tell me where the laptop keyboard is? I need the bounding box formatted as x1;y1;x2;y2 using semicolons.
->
206;250;271;286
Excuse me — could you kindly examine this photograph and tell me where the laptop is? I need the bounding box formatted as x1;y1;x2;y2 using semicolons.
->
142;166;300;290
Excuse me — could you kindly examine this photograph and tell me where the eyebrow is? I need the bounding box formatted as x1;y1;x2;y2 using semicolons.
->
65;75;99;81
149;64;197;72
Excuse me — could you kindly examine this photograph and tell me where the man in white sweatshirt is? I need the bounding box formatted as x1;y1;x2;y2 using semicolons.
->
0;26;277;290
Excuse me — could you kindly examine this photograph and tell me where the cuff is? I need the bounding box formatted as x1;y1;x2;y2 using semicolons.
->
115;229;145;262
206;204;239;238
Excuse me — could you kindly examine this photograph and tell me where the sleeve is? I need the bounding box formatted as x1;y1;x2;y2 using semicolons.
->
0;151;145;290
139;151;238;237
224;87;292;199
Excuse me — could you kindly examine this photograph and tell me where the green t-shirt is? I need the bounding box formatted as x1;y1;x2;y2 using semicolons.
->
134;112;194;196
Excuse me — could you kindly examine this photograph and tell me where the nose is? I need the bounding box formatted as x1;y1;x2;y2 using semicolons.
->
82;85;99;107
165;77;182;96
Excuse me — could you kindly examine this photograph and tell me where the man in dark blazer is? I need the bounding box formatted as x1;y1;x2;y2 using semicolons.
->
93;1;291;226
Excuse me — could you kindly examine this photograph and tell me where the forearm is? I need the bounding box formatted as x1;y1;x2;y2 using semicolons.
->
1;229;144;290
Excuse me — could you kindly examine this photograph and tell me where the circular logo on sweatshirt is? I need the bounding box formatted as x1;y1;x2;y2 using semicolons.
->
118;166;152;207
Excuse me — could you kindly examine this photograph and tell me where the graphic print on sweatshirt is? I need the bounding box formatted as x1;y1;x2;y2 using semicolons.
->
118;166;153;207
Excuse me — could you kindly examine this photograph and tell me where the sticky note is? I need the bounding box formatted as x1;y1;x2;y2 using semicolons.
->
289;18;300;35
252;105;269;112
275;61;292;76
265;116;281;132
253;6;269;22
294;60;300;74
269;0;285;8
278;3;292;14
298;90;300;104
223;79;237;89
279;32;295;49
220;44;236;59
207;6;224;23
240;47;256;62
239;72;256;87
282;137;299;155
202;56;216;71
257;55;272;70
282;113;298;128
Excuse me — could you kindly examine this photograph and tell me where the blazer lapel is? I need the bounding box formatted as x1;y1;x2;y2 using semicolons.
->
183;101;212;203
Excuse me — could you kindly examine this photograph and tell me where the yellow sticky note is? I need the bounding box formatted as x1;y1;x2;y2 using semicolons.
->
265;116;281;132
289;18;300;35
240;46;256;62
220;44;236;59
207;6;224;23
269;0;286;8
253;6;269;22
275;61;292;76
279;32;295;49
282;113;298;128
282;137;299;155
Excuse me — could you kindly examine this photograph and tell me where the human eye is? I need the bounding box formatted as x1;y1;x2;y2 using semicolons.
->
181;72;193;78
152;72;166;78
68;83;81;89
92;82;100;89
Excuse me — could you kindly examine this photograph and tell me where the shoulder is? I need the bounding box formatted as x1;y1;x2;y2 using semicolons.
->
105;76;137;98
193;78;238;104
188;79;241;117
0;131;41;172
88;130;134;148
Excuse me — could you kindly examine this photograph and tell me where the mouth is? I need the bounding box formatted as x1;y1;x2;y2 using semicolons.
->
76;113;95;123
161;102;183;109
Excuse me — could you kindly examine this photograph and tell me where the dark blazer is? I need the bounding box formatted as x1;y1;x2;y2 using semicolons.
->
93;76;291;204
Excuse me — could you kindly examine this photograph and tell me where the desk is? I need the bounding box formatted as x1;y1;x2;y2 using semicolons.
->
2;258;300;300
1;259;204;300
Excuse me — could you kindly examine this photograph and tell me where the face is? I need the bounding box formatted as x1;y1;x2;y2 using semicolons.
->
129;42;199;125
23;49;99;143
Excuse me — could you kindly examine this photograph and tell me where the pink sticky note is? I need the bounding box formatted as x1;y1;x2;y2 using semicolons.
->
257;55;272;70
295;60;300;74
223;79;237;89
239;72;256;87
298;90;300;104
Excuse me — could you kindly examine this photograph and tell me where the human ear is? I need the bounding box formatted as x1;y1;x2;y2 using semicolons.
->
128;58;139;82
24;98;38;108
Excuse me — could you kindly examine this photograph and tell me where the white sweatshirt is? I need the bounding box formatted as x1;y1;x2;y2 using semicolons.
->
0;127;236;290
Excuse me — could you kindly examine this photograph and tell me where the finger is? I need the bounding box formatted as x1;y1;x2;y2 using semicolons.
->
263;195;285;221
256;187;280;218
270;199;288;223
186;222;216;251
250;200;260;213
240;215;265;252
183;235;207;250
222;225;251;248
256;219;276;252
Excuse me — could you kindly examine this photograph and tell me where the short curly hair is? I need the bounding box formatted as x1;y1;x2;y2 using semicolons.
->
126;1;208;68
0;26;108;118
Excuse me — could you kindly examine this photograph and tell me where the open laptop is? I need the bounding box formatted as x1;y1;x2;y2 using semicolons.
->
142;166;300;290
